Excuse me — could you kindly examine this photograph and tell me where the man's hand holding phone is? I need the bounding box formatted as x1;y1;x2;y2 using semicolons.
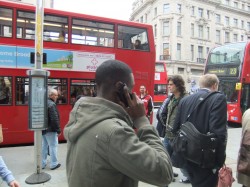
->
119;84;146;123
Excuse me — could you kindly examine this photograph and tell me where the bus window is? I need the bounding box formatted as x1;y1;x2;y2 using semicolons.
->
70;79;96;104
118;25;149;51
0;8;12;37
48;78;67;104
219;80;239;103
154;84;167;95
71;18;114;47
16;11;35;40
0;76;12;105
16;77;29;105
43;14;68;42
241;84;250;113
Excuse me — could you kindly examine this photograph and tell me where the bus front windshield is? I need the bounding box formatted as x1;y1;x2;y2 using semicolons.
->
207;42;246;65
219;79;238;103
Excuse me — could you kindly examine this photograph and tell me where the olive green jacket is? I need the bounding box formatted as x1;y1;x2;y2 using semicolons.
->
64;97;173;187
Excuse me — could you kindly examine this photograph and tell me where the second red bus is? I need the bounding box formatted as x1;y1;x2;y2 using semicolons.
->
153;61;168;107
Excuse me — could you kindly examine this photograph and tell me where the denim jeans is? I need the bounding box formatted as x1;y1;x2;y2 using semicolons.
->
163;136;190;179
42;132;59;168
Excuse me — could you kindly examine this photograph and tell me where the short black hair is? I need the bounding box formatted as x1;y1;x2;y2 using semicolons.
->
95;60;132;90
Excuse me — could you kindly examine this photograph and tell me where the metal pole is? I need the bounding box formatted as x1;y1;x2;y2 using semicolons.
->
25;0;51;184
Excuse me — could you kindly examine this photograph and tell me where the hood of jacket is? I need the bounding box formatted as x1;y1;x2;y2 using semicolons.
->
64;96;133;143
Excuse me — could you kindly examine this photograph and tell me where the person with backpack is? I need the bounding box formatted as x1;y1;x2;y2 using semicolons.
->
172;74;227;187
156;75;190;184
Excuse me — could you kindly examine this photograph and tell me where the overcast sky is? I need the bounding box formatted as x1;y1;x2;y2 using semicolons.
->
54;0;134;21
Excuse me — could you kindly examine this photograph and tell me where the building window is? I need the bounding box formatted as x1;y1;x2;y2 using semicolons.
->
163;43;170;58
216;14;221;23
248;22;250;31
207;27;210;40
225;32;230;43
233;18;238;27
178;67;184;74
191;23;194;37
248;6;250;11
216;30;221;43
177;43;181;60
191;45;194;61
191;6;195;16
177;22;181;36
241;35;244;41
242;4;245;10
163;21;170;35
225;16;230;26
154;24;157;37
154;7;157;17
206;47;210;54
198;25;203;38
234;2;238;8
198;8;203;18
177;4;181;13
207;10;210;19
241;20;244;29
163;4;170;14
233;34;238;42
225;0;230;5
145;13;147;23
163;43;169;52
140;16;143;23
191;69;203;75
198;46;203;59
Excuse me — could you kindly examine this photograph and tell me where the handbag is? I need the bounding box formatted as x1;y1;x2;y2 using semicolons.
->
217;165;235;187
172;92;219;168
0;124;3;143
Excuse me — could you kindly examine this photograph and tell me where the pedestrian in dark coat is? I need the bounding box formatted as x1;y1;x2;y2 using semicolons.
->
172;74;228;187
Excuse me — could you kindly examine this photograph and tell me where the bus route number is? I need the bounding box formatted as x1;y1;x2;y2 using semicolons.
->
229;68;237;76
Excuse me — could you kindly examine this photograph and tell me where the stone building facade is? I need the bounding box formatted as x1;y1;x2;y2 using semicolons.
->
130;0;250;92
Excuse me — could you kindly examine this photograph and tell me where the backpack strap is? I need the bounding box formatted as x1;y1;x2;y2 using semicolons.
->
186;91;219;122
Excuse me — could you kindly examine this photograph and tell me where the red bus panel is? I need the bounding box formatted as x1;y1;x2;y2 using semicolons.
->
154;61;168;107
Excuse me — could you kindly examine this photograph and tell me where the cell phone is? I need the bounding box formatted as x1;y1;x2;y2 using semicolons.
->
117;82;132;107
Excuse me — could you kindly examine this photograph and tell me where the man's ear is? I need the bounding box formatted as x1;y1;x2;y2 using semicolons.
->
115;81;126;92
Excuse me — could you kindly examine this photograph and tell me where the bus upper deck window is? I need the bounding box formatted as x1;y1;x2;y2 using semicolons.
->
0;8;13;37
118;25;149;51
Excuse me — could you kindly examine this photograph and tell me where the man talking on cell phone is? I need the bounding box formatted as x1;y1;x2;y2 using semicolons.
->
64;59;173;187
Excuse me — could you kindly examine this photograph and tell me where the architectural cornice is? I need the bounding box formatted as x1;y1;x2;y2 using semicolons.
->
222;26;233;31
218;5;250;16
195;18;209;26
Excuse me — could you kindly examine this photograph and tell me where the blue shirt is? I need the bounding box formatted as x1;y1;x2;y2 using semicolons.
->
0;156;15;185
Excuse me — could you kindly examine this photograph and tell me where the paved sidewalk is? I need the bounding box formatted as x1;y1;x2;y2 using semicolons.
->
0;128;242;187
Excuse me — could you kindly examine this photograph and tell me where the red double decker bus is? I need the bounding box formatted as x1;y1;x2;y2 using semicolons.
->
153;61;168;107
205;41;250;125
0;0;156;146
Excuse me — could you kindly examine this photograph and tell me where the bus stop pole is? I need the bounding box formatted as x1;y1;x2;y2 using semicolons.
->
25;0;51;184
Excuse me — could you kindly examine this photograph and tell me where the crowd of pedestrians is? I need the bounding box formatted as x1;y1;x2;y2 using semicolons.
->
1;59;250;187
